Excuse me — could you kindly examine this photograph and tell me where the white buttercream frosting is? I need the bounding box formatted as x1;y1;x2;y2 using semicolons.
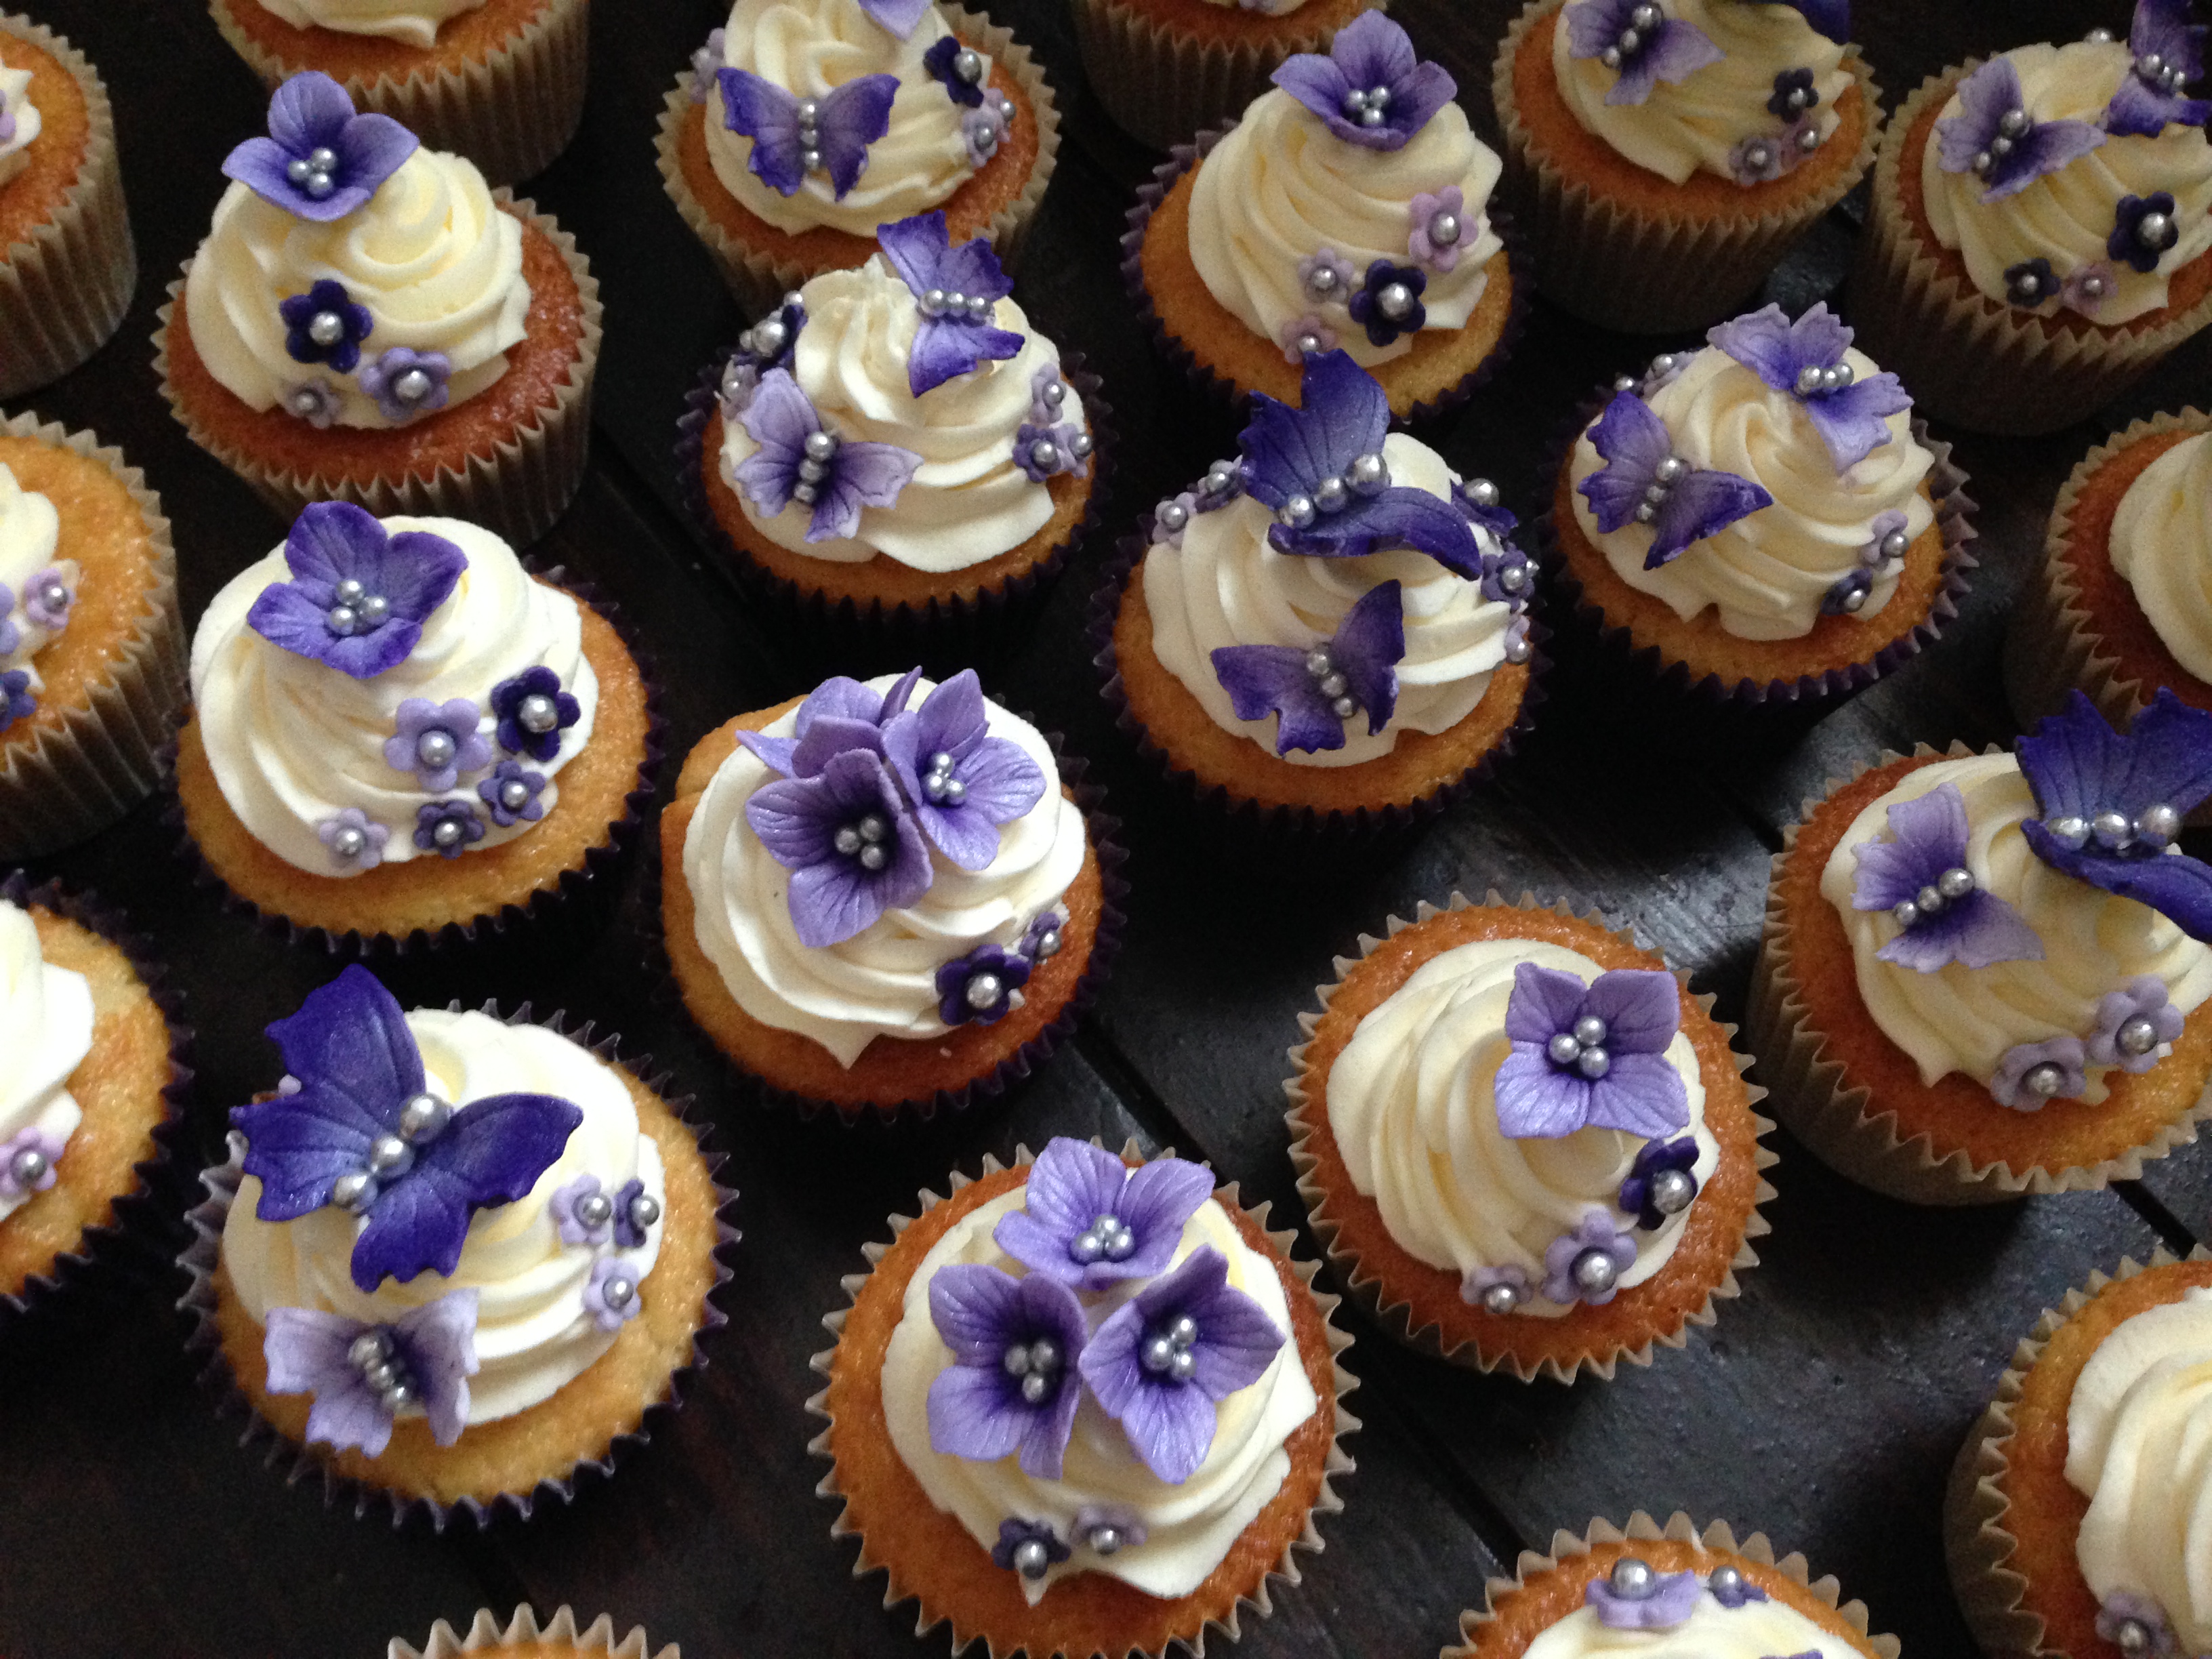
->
1185;87;1505;368
188;515;600;876
0;897;93;1225
222;1007;669;1426
1921;42;2212;325
1567;346;1937;641
2066;1285;2212;1654
1141;433;1514;767
680;673;1085;1067
252;0;489;48
1521;1588;1860;1659
882;1183;1320;1604
0;463;74;692
2110;430;2212;683
0;62;39;191
1818;753;2212;1094
716;258;1084;572
184;146;531;430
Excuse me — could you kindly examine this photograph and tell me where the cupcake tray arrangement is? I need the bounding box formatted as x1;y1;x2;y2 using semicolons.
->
5;0;2212;1656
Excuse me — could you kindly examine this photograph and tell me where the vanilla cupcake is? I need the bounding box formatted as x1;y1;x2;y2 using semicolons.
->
390;1605;676;1659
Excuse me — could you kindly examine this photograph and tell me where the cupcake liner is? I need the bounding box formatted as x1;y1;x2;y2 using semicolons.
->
0;13;136;401
655;7;1061;315
1118;121;1531;424
1746;741;2212;1204
1490;0;1881;335
1849;64;2212;437
0;868;193;1324
1445;1511;1900;1658
390;1604;676;1659
806;1139;1359;1658
0;411;187;861
207;0;590;188
152;189;602;549
1284;889;1776;1384
177;1001;739;1531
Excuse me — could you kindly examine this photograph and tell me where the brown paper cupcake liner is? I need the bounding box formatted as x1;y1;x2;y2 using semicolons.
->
178;1002;739;1530
655;7;1061;316
1445;1511;1900;1658
1849;64;2212;437
0;411;187;861
391;1605;676;1659
1490;0;1881;335
1746;741;2212;1204
0;13;135;401
0;869;192;1324
153;188;602;549
806;1139;1359;1659
207;0;590;188
1284;888;1775;1384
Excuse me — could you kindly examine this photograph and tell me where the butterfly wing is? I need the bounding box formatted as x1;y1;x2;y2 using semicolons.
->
1645;466;1772;568
1209;643;1344;754
815;75;900;199
718;68;806;194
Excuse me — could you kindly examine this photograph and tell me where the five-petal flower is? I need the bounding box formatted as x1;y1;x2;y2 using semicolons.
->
2087;976;2185;1072
221;72;417;223
926;1263;1089;1479
490;665;581;762
384;697;491;792
279;280;372;373
245;501;467;680
1848;780;2044;971
1496;962;1691;1139
360;347;452;424
935;942;1031;1025
994;1139;1214;1292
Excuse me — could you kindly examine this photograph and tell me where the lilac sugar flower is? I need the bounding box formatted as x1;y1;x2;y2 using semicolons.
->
926;1263;1088;1479
731;668;922;778
316;808;388;869
1080;1245;1287;1485
2006;256;2061;308
246;501;466;680
583;1255;645;1330
1348;258;1427;347
880;668;1046;869
1849;780;2043;972
1462;1261;1532;1314
1706;1563;1768;1607
222;71;417;222
722;293;806;418
1015;420;1090;481
2063;261;2119;316
22;567;70;631
263;1290;478;1456
1708;303;1911;472
1542;1210;1639;1305
2110;191;2183;273
478;760;548;827
1278;313;1338;364
745;748;933;947
550;1173;612;1245
489;665;581;762
935;943;1031;1025
1822;567;1875;617
717;67;897;199
1502;611;1533;665
0;670;29;731
279;279;372;373
1616;1134;1700;1230
1019;907;1067;960
2104;0;2210;138
994;1137;1213;1291
1565;0;1723;106
1584;1561;1702;1629
1991;1036;2089;1110
2095;1592;2178;1658
1576;390;1773;569
1455;475;1519;541
1773;0;1850;42
1936;58;2105;201
876;212;1023;395
611;1177;657;1248
733;369;921;543
1030;363;1071;424
232;967;581;1292
2087;976;2186;1071
359;346;451;424
689;28;726;102
1211;579;1405;756
384;697;490;792
1071;1504;1147;1556
992;1519;1071;1581
1297;248;1356;309
0;1126;64;1197
1860;510;1911;570
1496;962;1691;1139
923;34;989;107
962;98;1010;168
1729;131;1789;185
281;377;344;428
1408;186;1468;272
414;799;485;859
1271;11;1456;150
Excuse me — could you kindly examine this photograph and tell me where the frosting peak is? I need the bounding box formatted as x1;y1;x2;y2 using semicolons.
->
251;0;490;48
2110;430;2212;682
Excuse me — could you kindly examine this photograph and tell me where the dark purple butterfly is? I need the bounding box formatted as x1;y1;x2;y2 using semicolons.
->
1576;390;1773;569
731;369;921;543
2105;0;2210;138
1210;579;1405;756
1935;57;2106;201
717;68;898;199
877;211;1024;396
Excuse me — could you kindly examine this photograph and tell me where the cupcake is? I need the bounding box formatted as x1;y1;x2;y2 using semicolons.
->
156;73;602;548
681;211;1105;634
1549;302;1973;705
206;0;592;187
809;1136;1354;1658
1489;0;1879;333
1286;893;1771;1382
391;1606;676;1659
1947;1249;2212;1659
180;965;731;1521
1747;691;2212;1204
1849;4;2212;435
0;13;134;401
0;411;185;861
1127;11;1520;421
0;871;187;1317
661;667;1121;1120
657;0;1059;314
1097;350;1538;831
1444;1512;1898;1659
173;501;655;950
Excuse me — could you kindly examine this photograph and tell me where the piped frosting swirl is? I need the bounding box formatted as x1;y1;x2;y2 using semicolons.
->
0;897;93;1225
2110;430;2212;682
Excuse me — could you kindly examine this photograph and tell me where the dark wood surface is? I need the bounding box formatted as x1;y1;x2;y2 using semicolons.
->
3;0;2207;1654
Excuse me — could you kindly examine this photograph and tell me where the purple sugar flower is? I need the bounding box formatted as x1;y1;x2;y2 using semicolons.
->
22;567;70;632
1542;1210;1639;1305
2087;976;2186;1071
359;347;451;424
222;71;417;223
1019;908;1067;960
1565;0;1724;106
2095;1593;2178;1658
962;98;1010;168
281;377;344;428
1849;780;2043;972
1503;612;1533;665
1211;579;1405;756
1348;259;1427;347
1729;131;1790;185
1769;67;1820;120
1990;1036;2089;1110
1015;421;1089;482
877;211;1023;396
0;583;15;657
384;697;489;793
2063;261;2120;316
926;1263;1088;1479
721;294;806;419
717;68;897;199
1408;187;1468;271
0;670;30;731
688;28;726;102
745;747;933;947
1080;1246;1287;1485
1708;1566;1768;1608
1577;390;1772;568
316;808;388;869
489;665;581;762
611;1176;654;1248
279;279;372;373
263;1290;477;1456
995;1138;1214;1291
1278;313;1338;364
2104;0;2210;138
1708;303;1911;472
922;34;989;107
1072;1504;1147;1555
1462;1261;1532;1311
935;943;1031;1025
991;1519;1071;1581
733;369;921;544
1936;58;2105;201
1616;1134;1700;1230
1479;542;1535;609
731;668;921;779
0;1126;64;1196
2110;192;2183;274
1822;567;1875;617
880;668;1046;869
478;759;548;827
247;501;466;680
414;799;485;859
583;1254;646;1330
1861;510;1911;569
550;1173;611;1245
1496;962;1691;1139
1584;1561;1702;1629
1297;247;1356;309
1029;362;1070;424
2007;256;2061;308
1271;11;1456;150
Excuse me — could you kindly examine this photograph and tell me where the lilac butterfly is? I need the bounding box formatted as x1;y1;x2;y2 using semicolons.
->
1849;781;2044;972
877;211;1024;396
1707;303;1912;472
1576;390;1772;568
732;369;921;542
1210;580;1405;756
1935;58;2105;202
2106;0;2210;138
717;68;898;199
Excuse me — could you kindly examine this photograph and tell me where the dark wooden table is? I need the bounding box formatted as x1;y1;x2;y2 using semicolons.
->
5;0;2207;1653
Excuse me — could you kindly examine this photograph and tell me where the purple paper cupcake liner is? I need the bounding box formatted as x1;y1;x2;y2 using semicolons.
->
1119;121;1530;426
176;1001;739;1530
0;869;194;1324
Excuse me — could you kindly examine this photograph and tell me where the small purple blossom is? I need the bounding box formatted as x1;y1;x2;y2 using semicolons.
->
2110;191;2182;274
1541;1210;1639;1306
1584;1563;1702;1629
1460;1261;1531;1308
1990;1036;2089;1110
1348;259;1427;348
359;347;451;424
384;697;490;792
1936;58;2106;201
1278;313;1338;364
1503;611;1532;664
612;1177;653;1248
262;1291;477;1456
2087;977;2185;1071
1019;908;1067;959
935;943;1031;1025
1479;542;1535;609
1408;187;1467;272
1860;509;1910;569
689;28;726;102
1015;420;1088;482
0;1126;65;1196
2104;0;2211;138
477;759;548;827
717;68;897;199
21;567;70;632
279;279;372;373
1565;0;1724;107
2007;257;2060;308
1497;962;1691;1139
281;377;344;428
550;1174;611;1245
995;1139;1214;1291
1271;11;1457;150
722;293;806;418
731;667;919;778
1029;362;1068;425
922;33;987;107
583;1254;645;1331
414;798;485;859
1617;1134;1700;1231
1849;781;2044;972
1072;1504;1147;1555
962;98;1010;168
1212;579;1406;756
1822;567;1876;617
745;748;933;947
1708;303;1911;472
1708;1568;1768;1609
1769;66;1820;120
880;668;1048;869
222;72;417;223
247;501;467;680
316;807;388;869
1578;390;1773;568
2063;261;2119;317
2094;1592;2178;1658
1297;248;1355;308
0;669;35;731
733;369;921;543
489;665;581;762
991;1518;1071;1580
928;1264;1088;1479
1729;131;1790;185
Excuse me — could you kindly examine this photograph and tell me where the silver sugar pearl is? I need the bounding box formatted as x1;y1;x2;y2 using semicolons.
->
859;814;888;844
1573;1248;1619;1296
1429;211;1462;247
334;578;367;605
304;171;334;199
1576;1046;1611;1080
1011;1540;1051;1580
327;604;358;635
331;1170;377;1212
796;98;819;123
2139;210;2173;247
1313;476;1349;514
1618;27;1643;55
1650;1167;1696;1215
381;1380;415;1412
1141;1334;1176;1372
1306;264;1340;298
1279;494;1317;529
2087;26;2115;42
858;844;887;871
954;47;984;83
1041;380;1066;407
792;482;819;506
1573;1015;1607;1046
1998;107;2031;138
308;312;346;347
398;1092;451;1143
798;457;830;485
331;825;367;860
2117;1015;2161;1057
2137;802;2182;848
1990;134;2015;159
964;972;1004;1011
307;146;337;171
920;287;947;316
1937;866;1975;900
2092;808;2135;850
1204;460;1237;494
1347;451;1389;493
348;1330;392;1370
630;1193;661;1229
394;369;433;405
577;1191;615;1229
9;1147;47;1187
1376;283;1415;321
1917;884;1946;916
1892;899;1921;930
518;693;560;735
2114;1618;2154;1658
1610;1558;1656;1599
432;817;465;848
2023;1062;2066;1099
1823;362;1855;391
1797;124;1822;152
1973;149;1994;176
1654;455;1687;486
1463;476;1501;510
1883;529;1910;560
361;1359;398;1393
1600;45;1623;68
1318;671;1349;698
1708;1566;1744;1599
1331;694;1359;718
1629;2;1661;26
501;779;531;811
752;317;788;356
600;1274;635;1309
1155;499;1189;533
833;825;863;856
287;157;312;184
1480;1281;1521;1316
1548;1031;1582;1065
1033;928;1061;959
1744;140;1774;169
966;294;993;323
800;148;823;173
1029;438;1061;473
2047;814;2091;850
1169;1349;1197;1380
803;432;838;466
415;729;457;771
1633;501;1657;524
1019;1372;1049;1404
1090;1526;1123;1557
368;1134;413;1176
1795;363;1826;395
359;594;390;627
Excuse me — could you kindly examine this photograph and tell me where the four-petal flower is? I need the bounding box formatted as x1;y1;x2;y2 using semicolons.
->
995;1138;1213;1291
745;747;934;947
879;668;1046;869
1496;962;1692;1139
927;1263;1089;1479
245;501;467;680
221;72;417;222
1270;12;1457;150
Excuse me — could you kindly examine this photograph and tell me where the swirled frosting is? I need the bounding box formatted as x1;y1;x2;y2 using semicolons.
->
184;146;531;430
681;674;1085;1066
0;464;74;691
188;516;600;876
882;1183;1319;1603
0;898;93;1225
704;0;985;239
1567;346;1937;640
2110;430;2212;683
1186;87;1504;367
1921;43;2212;325
1818;753;2212;1094
1550;0;1851;186
222;1008;669;1425
2066;1286;2212;1654
716;259;1084;571
1142;434;1513;767
251;0;489;47
1521;1587;1860;1659
0;62;39;191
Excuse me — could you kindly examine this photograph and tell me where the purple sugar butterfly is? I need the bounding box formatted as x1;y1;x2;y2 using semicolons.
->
2105;0;2210;138
876;211;1024;397
1936;57;2105;201
1576;390;1772;568
1210;579;1406;756
731;369;920;543
717;68;897;199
